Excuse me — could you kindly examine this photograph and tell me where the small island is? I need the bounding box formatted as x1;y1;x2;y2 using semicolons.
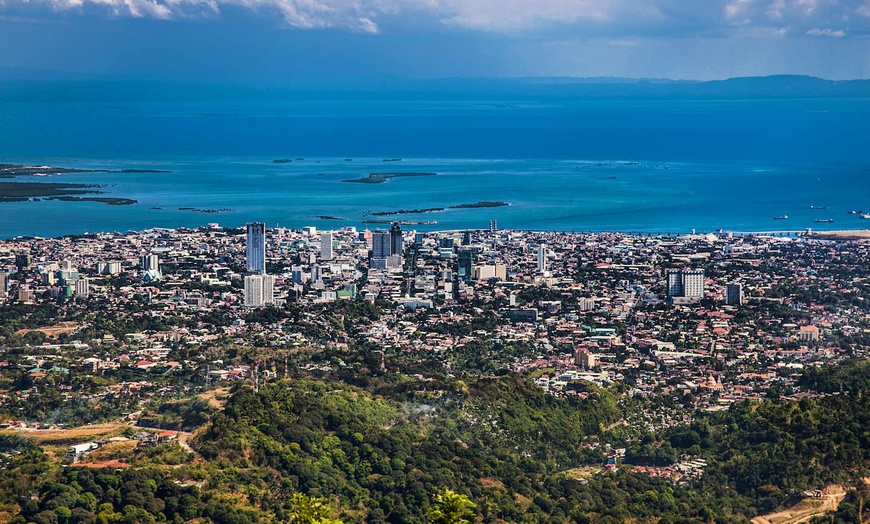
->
343;172;438;184
313;215;347;221
449;201;509;209
45;196;137;206
178;207;236;214
369;207;445;216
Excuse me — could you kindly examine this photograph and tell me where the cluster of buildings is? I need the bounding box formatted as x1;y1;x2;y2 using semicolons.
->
0;224;868;429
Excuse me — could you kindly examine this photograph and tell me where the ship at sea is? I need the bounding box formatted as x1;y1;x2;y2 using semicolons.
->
815;218;835;223
774;215;789;220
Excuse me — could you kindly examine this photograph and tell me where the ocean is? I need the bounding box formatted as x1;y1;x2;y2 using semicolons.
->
1;81;868;238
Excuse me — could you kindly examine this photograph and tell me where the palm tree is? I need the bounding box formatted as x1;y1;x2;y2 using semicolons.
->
427;490;476;524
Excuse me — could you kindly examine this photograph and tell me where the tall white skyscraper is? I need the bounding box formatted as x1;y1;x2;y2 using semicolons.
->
321;232;334;261
246;222;266;274
244;274;275;307
537;244;547;273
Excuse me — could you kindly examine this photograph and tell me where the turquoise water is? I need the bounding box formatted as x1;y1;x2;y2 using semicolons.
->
0;82;868;238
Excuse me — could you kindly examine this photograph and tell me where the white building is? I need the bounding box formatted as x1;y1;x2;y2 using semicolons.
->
244;274;275;307
321;232;334;261
74;278;89;298
537;244;547;273
667;269;705;304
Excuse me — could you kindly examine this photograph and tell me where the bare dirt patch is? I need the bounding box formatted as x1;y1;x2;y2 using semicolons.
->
751;485;847;524
15;322;80;338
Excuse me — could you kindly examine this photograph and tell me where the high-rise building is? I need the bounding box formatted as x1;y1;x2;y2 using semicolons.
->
725;283;743;306
291;266;305;285
74;278;90;298
140;254;161;282
457;248;474;283
414;232;425;248
667;269;705;304
97;261;121;275
390;223;403;256
0;272;7;298
575;348;596;370
461;231;471;246
246;222;266;274
372;231;391;260
140;254;159;272
244;274;275;307
15;253;31;271
321;232;334;261
537;244;547;273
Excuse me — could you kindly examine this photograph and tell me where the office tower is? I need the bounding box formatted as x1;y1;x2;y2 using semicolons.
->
667;269;705;304
321;232;334;261
140;254;159;272
462;231;471;246
0;272;7;298
245;274;275;307
15;253;31;271
390;223;403;256
97;261;121;275
57;269;79;285
291;266;305;285
140;254;161;282
415;232;424;248
74;278;90;298
726;283;743;306
311;265;322;282
246;222;266;274
372;231;391;259
457;248;474;283
439;238;454;249
575;348;596;370
537;244;547;273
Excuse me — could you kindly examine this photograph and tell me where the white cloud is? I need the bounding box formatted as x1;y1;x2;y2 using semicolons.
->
4;0;870;37
806;26;846;35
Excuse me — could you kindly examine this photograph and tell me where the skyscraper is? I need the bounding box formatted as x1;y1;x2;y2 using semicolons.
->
537;244;547;273
726;283;743;306
0;272;7;298
390;223;403;256
244;274;275;307
667;269;705;304
372;231;391;259
140;254;159;271
140;254;162;282
321;232;334;261
246;222;266;274
457;248;474;283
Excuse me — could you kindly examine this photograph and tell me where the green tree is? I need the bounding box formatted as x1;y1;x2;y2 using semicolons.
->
288;493;342;524
427;490;476;524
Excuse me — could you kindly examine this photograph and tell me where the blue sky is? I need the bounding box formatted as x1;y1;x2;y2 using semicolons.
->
0;0;867;79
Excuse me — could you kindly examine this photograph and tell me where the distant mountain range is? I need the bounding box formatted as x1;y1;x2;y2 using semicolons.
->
1;67;868;98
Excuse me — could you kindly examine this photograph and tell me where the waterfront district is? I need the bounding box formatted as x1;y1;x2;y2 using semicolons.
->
0;223;869;524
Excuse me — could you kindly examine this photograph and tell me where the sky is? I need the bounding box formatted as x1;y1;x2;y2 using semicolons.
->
0;0;867;80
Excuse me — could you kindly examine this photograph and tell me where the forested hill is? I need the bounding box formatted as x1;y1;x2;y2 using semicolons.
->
2;364;870;523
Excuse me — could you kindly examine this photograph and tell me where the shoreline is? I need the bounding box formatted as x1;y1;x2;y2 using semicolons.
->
3;224;869;242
